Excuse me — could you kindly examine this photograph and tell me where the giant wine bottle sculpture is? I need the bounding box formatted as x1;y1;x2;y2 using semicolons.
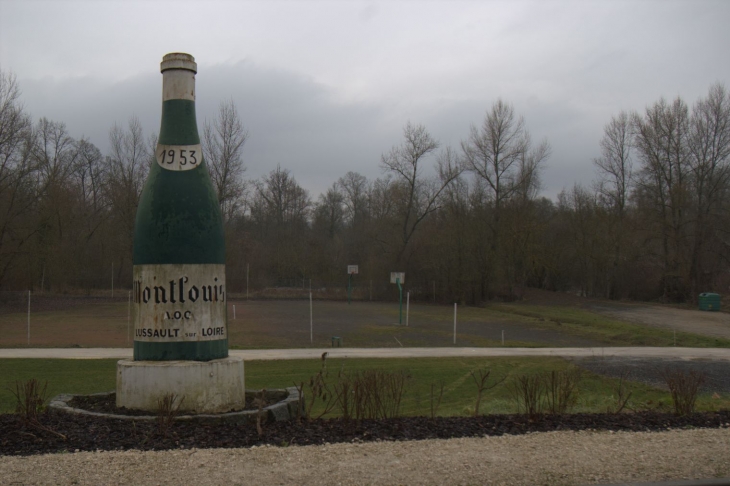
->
133;53;227;361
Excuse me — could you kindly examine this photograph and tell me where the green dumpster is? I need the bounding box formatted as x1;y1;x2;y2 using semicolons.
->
699;292;721;311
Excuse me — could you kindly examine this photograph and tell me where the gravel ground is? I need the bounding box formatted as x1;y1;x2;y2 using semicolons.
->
1;428;728;485
572;357;730;393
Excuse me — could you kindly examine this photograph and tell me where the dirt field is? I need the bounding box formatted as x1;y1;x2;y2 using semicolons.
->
1;289;728;348
0;295;608;348
588;301;730;339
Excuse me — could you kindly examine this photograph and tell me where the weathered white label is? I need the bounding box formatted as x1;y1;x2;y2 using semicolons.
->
156;144;203;171
162;69;196;101
133;264;226;342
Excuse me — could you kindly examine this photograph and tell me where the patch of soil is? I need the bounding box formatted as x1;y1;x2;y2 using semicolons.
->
1;410;728;457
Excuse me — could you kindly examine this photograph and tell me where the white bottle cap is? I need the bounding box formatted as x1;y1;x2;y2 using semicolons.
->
160;53;197;73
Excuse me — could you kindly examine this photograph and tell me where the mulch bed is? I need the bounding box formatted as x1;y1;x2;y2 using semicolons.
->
2;410;729;457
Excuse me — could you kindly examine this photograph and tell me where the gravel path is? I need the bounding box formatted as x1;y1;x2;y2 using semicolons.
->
1;428;728;485
2;346;730;360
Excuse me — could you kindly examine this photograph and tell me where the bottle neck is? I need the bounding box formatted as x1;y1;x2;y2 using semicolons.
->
162;69;196;102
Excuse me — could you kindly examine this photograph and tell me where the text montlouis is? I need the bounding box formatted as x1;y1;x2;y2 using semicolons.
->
133;277;225;305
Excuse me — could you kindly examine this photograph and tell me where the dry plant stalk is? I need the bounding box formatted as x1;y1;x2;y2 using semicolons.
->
508;374;545;418
156;393;183;436
609;370;633;413
10;378;48;422
662;368;706;416
544;369;582;415
8;378;66;440
255;388;267;437
304;353;341;420
430;382;445;419
335;369;411;420
469;368;506;417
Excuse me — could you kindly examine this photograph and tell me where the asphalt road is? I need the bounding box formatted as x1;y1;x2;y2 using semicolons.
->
1;346;729;360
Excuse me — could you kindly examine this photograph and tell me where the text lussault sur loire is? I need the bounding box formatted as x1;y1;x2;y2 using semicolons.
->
132;276;226;339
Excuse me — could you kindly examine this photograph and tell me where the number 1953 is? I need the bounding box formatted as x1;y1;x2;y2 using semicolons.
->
159;148;198;166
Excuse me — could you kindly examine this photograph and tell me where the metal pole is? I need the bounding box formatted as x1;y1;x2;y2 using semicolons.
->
246;263;249;300
433;280;436;303
27;290;30;345
502;330;504;346
397;278;403;325
309;291;313;344
406;291;410;327
111;262;114;298
233;304;236;320
348;274;352;305
127;291;131;344
369;280;372;301
453;303;457;345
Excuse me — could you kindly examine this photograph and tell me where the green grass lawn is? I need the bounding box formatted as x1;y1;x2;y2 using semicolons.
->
2;357;728;416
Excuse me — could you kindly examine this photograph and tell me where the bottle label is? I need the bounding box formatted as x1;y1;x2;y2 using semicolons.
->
156;144;203;171
132;264;227;342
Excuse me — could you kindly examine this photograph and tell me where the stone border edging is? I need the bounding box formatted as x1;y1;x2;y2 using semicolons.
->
49;387;303;424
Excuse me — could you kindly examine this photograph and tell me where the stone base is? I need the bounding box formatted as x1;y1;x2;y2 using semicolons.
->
116;357;245;413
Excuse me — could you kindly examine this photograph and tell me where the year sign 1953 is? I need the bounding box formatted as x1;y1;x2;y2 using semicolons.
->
155;144;203;171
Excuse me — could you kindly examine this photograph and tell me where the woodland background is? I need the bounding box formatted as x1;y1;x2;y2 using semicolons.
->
1;68;729;304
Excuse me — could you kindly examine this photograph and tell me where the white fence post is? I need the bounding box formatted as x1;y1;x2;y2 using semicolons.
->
453;303;457;345
309;291;313;344
27;290;31;345
127;291;131;343
406;291;410;327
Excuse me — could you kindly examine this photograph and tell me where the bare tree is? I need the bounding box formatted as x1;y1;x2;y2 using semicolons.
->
31;117;77;191
462;100;550;213
380;122;462;264
203;100;248;221
107;116;152;273
633;97;691;300
595;111;634;216
594;111;635;298
252;165;311;227
461;99;550;297
314;184;345;239
336;171;370;226
687;83;730;295
250;166;312;282
0;69;34;287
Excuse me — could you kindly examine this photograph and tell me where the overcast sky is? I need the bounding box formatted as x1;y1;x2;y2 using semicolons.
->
1;0;729;201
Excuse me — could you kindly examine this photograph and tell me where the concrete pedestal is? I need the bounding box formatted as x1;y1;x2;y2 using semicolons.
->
116;357;245;413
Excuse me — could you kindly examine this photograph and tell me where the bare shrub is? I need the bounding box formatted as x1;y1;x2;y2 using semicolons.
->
508;374;545;418
10;379;49;422
662;368;706;416
156;393;183;436
304;353;341;420
469;368;506;416
335;369;411;420
430;381;445;419
607;370;633;414
544;369;582;415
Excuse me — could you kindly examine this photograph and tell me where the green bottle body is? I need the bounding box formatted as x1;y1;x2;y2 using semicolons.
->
132;60;228;361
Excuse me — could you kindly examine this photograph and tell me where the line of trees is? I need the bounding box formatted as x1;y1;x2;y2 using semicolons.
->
1;67;728;303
